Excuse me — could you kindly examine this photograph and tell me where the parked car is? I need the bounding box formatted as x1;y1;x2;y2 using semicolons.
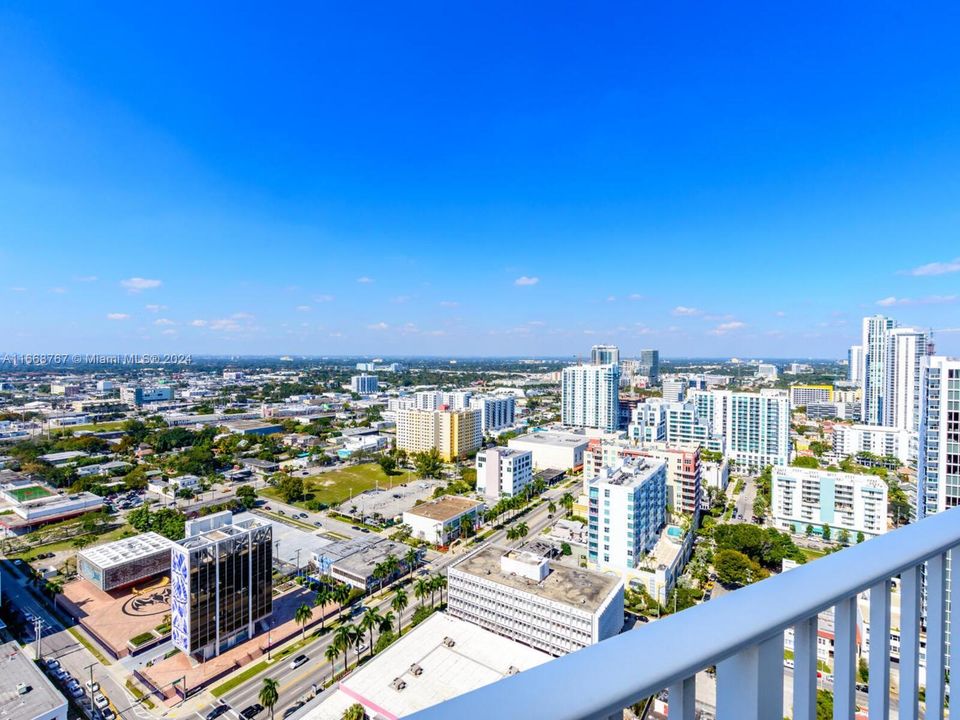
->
206;704;230;720
94;693;109;710
68;685;84;699
240;704;264;719
313;521;322;527
45;658;61;671
102;708;116;720
289;654;309;669
86;680;101;692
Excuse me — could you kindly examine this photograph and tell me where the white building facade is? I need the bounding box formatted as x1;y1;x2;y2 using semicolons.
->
561;363;621;432
475;447;533;500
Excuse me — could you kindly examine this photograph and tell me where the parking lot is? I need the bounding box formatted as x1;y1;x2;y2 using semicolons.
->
335;479;443;522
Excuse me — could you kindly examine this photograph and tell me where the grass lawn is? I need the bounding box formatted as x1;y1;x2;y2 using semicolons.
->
800;546;826;561
51;420;128;433
262;463;408;508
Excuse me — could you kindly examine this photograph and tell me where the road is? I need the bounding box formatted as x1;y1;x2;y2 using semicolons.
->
733;476;755;522
186;481;572;720
0;563;153;720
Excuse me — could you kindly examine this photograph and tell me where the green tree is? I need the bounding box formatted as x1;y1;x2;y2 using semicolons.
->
324;643;340;682
313;585;332;630
359;607;382;659
858;656;869;683
414;578;429;607
342;704;367;720
816;689;833;720
561;492;575;517
294;603;312;641
413;449;444;479
459;514;475;539
714;549;766;587
856;531;865;544
805;524;814;537
334;583;351;622
377;455;397;475
236;484;257;509
792;455;820;469
561;542;572;556
392;589;409;636
822;524;832;541
404;547;420;580
837;528;850;545
277;475;305;503
333;624;358;675
259;678;279;720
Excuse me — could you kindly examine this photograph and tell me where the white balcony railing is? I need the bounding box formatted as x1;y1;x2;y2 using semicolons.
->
408;506;960;720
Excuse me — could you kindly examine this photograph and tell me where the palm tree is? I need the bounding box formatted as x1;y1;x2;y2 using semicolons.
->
259;678;279;720
314;585;332;630
333;624;358;675
561;492;574;518
432;574;447;606
391;589;409;635
294;603;312;641
359;607;382;659
324;642;340;683
378;611;395;639
371;563;386;594
341;704;367;720
404;547;419;580
334;583;351;622
414;578;429;607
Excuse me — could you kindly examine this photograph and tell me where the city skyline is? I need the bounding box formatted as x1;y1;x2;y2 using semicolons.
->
3;4;960;357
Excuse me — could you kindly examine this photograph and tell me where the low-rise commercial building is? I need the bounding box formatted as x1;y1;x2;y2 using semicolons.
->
0;641;68;720
448;545;624;656
403;496;483;546
78;532;175;591
832;423;913;465
771;466;888;539
506;431;589;471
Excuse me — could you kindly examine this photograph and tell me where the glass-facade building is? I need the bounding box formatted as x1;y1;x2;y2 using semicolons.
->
170;517;272;660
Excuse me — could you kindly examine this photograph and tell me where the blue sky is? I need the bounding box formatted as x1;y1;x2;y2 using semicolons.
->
2;3;960;358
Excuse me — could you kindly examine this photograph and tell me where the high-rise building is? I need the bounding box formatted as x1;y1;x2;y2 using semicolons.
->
831;423;913;466
690;389;791;470
588;457;667;571
396;408;482;461
639;349;660;385
170;515;273;660
861;315;897;425
662;377;687;403
884;327;933;433
848;345;864;384
561;363;621;432
350;374;379;395
591;344;620;366
917;356;960;518
469;395;516;433
475;447;533;500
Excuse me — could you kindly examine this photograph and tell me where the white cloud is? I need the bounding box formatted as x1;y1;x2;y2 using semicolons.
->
391;295;411;304
439;300;460;308
160;329;177;336
106;313;130;321
190;319;208;327
296;305;311;312
877;295;958;307
231;312;254;320
709;320;746;335
121;277;162;293
905;258;960;277
144;304;166;312
514;276;539;286
606;295;617;302
628;293;645;301
154;318;176;326
75;275;98;282
314;294;335;303
9;287;27;292
774;310;786;317
49;287;67;294
527;320;546;327
672;306;702;317
367;322;389;331
356;276;374;284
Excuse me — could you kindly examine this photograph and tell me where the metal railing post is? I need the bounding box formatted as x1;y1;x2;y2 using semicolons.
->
716;634;783;719
927;553;948;719
868;579;891;720
793;615;818;720
899;564;922;720
667;675;695;719
833;595;857;719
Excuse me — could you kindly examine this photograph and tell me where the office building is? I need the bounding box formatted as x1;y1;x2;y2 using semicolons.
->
0;640;68;720
639;349;660;385
561;363;621;432
469;395;516;433
662;377;687;403
756;363;779;380
396;408;482;461
507;431;590;471
448;545;624;656
884;327;933;433
627;401;666;444
848;345;864;384
170;515;273;660
590;344;620;366
771;466;888;539
403;496;484;546
78;532;175;591
661;401;723;453
121;385;174;406
690;389;791;471
861;315;898;425
588;457;667;571
350;374;379;395
475;447;533;500
831;423;913;466
790;385;834;407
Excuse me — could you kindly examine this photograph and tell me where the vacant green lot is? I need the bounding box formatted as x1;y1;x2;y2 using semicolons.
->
7;485;53;502
261;463;410;508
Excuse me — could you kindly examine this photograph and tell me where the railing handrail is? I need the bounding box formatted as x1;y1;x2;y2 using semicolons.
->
407;506;960;720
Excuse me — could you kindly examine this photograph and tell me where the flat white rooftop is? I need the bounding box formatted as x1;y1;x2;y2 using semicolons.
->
299;612;551;720
0;641;67;720
78;531;175;569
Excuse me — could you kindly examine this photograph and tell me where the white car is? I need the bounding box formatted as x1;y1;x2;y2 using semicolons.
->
86;680;100;693
94;694;109;710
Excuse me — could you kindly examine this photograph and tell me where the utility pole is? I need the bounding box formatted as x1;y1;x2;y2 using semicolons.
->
34;617;44;660
296;548;301;578
84;661;97;709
